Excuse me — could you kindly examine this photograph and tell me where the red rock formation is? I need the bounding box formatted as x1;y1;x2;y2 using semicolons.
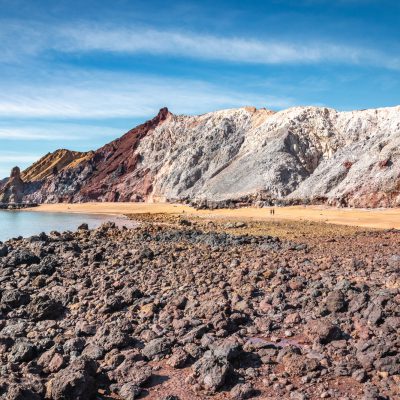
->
342;161;353;170
79;107;170;201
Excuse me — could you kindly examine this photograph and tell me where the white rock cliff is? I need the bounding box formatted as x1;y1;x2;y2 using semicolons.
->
2;105;400;207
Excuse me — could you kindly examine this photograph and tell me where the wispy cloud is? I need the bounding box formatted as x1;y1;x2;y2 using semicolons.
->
0;128;70;140
0;153;40;163
0;21;399;70
61;26;400;69
0;123;120;140
0;72;294;119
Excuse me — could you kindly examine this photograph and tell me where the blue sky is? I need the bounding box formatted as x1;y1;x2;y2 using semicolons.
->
0;0;399;177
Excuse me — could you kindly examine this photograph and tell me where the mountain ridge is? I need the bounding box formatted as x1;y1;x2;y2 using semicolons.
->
21;149;93;182
1;104;399;207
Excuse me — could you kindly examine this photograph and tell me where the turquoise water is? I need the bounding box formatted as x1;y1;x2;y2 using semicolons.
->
0;211;113;242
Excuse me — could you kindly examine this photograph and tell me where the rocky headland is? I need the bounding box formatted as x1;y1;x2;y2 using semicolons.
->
0;216;399;399
1;105;400;208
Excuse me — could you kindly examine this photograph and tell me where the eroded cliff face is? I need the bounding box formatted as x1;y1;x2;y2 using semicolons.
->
21;149;93;182
4;105;400;207
19;107;171;203
0;150;93;203
0;178;7;191
289;106;400;207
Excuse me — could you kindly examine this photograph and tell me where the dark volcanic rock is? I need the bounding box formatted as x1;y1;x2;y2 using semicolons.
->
1;289;30;310
50;357;97;400
9;249;40;266
142;337;172;360
0;221;399;399
5;384;41;400
27;295;65;321
192;351;231;392
0;244;8;257
305;319;343;344
325;290;347;313
9;339;36;362
119;382;141;400
230;383;256;400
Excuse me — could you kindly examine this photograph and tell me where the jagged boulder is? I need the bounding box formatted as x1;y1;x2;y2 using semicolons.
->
49;357;98;400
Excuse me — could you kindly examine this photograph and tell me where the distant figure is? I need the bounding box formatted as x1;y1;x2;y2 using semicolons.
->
272;208;275;215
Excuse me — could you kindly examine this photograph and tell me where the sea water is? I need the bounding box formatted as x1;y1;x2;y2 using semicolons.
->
0;211;113;242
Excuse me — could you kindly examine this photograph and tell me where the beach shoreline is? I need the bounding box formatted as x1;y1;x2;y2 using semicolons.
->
28;202;400;230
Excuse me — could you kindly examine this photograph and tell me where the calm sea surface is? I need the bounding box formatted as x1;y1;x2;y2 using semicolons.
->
0;211;115;242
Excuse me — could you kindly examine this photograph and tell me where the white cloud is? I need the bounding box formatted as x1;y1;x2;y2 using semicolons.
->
0;123;121;140
0;72;294;119
0;22;399;70
0;153;40;163
61;26;389;66
0;128;67;140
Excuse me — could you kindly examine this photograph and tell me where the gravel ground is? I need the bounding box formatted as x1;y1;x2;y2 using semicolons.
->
0;216;399;400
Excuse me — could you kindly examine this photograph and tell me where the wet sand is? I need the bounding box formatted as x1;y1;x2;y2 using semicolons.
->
31;202;400;230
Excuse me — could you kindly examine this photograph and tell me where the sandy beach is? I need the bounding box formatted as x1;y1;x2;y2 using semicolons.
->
31;202;400;230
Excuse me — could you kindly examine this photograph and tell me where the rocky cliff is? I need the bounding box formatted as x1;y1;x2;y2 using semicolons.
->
21;149;93;182
0;167;25;203
2;105;400;207
0;178;7;191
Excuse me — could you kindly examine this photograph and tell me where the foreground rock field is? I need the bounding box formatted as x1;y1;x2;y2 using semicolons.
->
0;216;399;399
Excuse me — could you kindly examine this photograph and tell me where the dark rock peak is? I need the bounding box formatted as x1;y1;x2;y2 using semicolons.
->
158;106;170;118
0;166;25;203
10;166;22;179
